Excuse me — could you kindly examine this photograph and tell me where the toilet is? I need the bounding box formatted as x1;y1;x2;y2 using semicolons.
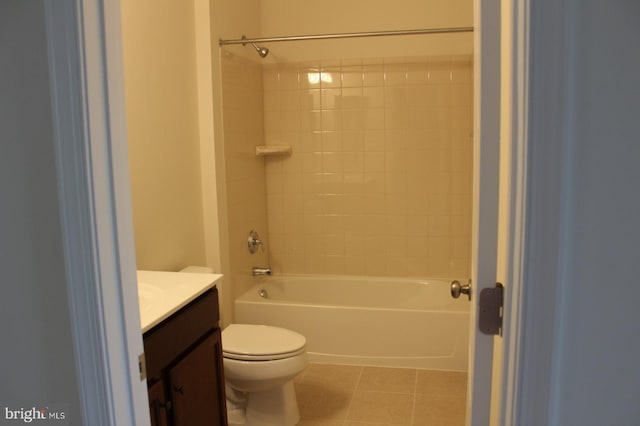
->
222;324;308;426
179;267;308;425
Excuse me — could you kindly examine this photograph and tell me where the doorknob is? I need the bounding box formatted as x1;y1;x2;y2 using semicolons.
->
451;280;471;300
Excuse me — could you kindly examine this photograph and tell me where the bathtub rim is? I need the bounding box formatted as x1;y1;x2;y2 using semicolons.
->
238;273;470;313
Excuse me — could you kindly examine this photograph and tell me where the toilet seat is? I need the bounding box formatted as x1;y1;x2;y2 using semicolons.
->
223;324;306;361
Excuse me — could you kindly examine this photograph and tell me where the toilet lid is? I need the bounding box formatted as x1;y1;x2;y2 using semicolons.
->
222;324;306;361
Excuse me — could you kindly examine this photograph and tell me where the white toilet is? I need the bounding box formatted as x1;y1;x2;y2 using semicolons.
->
222;324;308;426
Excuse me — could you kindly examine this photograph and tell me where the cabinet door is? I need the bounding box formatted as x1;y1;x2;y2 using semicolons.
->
148;380;169;426
169;330;227;426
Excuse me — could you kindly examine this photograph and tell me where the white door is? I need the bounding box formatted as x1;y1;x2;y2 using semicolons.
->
467;0;501;425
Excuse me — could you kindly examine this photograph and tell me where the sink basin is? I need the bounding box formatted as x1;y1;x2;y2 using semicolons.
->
137;281;166;320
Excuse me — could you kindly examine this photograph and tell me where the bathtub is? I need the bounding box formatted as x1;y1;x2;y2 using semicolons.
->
234;275;469;371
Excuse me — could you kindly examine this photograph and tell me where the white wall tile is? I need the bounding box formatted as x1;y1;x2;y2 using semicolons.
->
260;56;473;278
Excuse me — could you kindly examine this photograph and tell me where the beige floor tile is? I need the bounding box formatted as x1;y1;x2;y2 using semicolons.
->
303;363;363;391
346;391;414;425
295;364;363;421
412;394;466;426
295;381;353;421
357;366;417;393
415;370;467;397
294;364;466;426
295;364;312;384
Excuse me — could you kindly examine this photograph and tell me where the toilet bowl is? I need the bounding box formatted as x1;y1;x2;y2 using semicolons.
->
222;324;308;426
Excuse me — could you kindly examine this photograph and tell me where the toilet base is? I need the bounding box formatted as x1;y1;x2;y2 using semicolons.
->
226;380;300;426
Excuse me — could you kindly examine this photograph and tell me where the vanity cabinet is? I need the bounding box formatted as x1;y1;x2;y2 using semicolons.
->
148;380;169;426
143;287;227;426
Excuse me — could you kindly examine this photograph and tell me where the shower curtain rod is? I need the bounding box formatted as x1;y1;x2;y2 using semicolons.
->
218;26;474;46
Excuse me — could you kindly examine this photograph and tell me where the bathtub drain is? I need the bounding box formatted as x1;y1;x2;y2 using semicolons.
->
259;288;269;298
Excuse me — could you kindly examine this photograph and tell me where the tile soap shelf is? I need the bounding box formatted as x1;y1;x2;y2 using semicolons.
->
255;145;292;157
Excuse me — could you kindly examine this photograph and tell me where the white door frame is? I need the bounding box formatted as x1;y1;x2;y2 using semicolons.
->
44;0;555;425
44;0;149;425
500;0;574;425
497;0;531;424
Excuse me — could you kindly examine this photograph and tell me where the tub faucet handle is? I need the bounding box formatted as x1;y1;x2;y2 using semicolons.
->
248;229;264;254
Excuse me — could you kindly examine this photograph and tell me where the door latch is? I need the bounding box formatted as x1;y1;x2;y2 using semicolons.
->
479;283;504;336
138;353;147;381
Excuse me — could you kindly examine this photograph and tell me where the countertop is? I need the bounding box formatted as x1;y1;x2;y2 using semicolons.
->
137;270;223;333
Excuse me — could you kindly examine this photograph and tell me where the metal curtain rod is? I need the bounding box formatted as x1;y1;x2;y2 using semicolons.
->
218;27;474;46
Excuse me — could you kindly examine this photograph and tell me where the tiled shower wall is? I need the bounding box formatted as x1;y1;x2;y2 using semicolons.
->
263;56;473;278
220;52;270;301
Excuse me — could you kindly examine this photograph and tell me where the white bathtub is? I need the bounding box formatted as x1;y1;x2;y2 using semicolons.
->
234;275;469;371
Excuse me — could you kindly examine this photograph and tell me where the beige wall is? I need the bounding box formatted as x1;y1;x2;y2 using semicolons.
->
249;0;473;62
220;52;270;309
120;0;475;314
207;0;263;324
121;0;207;271
262;56;473;278
260;0;471;33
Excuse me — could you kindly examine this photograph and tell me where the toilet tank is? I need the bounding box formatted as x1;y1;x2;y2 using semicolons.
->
180;266;215;274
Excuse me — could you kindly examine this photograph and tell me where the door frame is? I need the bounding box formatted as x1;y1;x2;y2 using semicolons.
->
501;0;575;425
44;0;552;425
44;0;149;425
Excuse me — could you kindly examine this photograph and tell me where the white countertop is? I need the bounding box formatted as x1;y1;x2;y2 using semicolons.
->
137;270;223;333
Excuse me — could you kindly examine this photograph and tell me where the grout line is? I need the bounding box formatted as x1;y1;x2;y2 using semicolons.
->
410;367;418;426
342;364;364;423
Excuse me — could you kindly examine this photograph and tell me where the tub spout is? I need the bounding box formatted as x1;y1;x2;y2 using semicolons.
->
252;267;272;276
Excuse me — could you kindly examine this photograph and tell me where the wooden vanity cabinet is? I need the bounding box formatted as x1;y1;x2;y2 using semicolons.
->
148;380;169;426
143;287;227;426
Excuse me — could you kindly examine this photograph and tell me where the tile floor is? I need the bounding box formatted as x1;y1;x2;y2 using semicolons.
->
294;363;467;426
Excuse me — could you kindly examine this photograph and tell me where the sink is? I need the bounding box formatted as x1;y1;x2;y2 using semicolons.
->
137;281;166;320
136;270;222;333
